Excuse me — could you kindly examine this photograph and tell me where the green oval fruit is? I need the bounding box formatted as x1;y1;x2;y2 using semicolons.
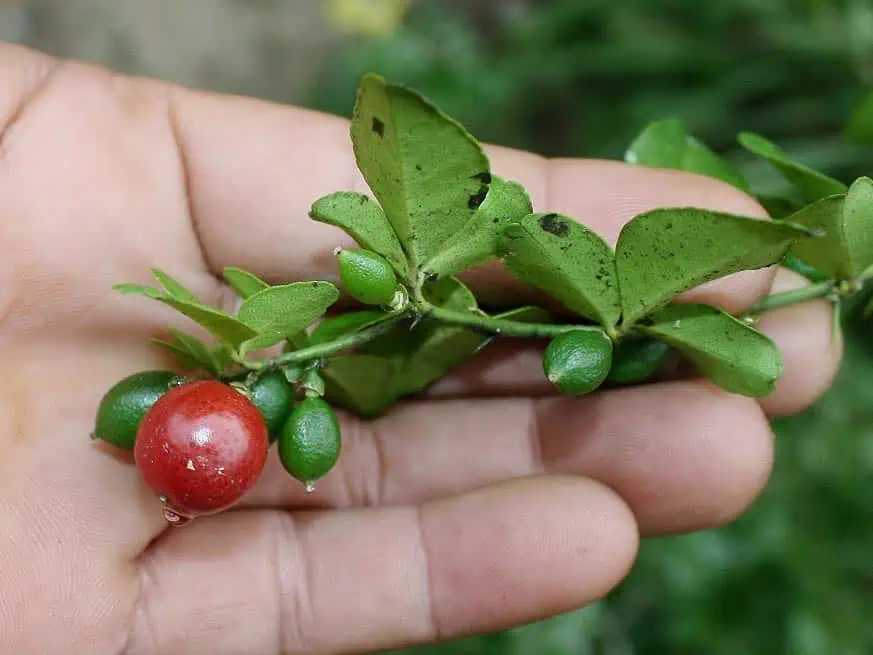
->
249;371;295;442
543;329;613;395
607;337;670;385
279;397;342;488
337;248;398;306
93;370;180;449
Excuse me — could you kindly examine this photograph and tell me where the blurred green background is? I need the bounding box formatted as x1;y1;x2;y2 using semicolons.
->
4;0;873;652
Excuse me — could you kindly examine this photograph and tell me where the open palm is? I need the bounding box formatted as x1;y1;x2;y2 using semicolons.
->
0;44;840;655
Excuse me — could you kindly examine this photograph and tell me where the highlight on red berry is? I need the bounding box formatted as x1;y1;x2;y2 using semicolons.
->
133;379;269;525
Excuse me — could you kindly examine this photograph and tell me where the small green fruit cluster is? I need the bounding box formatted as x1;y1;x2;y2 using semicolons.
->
93;367;343;524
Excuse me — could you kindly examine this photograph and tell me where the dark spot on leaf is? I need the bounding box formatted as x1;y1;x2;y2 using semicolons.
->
372;117;385;137
472;171;492;184
638;316;655;327
468;185;488;210
415;164;423;172
425;272;438;282
493;217;501;224
359;195;368;204
311;282;320;288
538;213;569;237
665;222;673;230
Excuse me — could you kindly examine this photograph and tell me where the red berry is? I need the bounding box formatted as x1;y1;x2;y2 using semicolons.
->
134;380;269;522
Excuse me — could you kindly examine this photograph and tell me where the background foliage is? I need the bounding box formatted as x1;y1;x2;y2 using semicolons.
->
5;0;873;652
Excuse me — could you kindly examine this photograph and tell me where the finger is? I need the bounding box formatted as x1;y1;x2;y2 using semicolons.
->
239;379;772;536
128;476;637;655
755;267;842;416
170;88;771;313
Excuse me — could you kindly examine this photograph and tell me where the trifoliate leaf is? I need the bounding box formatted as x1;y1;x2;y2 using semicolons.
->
350;73;490;271
237;281;340;355
310;192;409;279
422;176;533;279
637;303;782;397
626;118;749;191
150;269;201;304
223;267;269;299
616;207;812;325
784;177;873;279
309;309;390;346
738;132;847;203
499;212;621;329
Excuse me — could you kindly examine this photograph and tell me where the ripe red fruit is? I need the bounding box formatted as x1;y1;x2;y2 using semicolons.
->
134;380;269;523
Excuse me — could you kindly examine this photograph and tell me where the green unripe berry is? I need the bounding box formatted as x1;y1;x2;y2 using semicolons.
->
279;396;342;489
543;329;613;395
607;337;670;385
248;371;295;442
93;370;180;449
336;248;398;306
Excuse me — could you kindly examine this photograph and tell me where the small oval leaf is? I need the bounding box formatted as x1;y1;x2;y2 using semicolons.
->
616;207;811;325
310;192;409;278
785;177;873;278
238;281;340;355
223;267;269;299
499;213;620;329
738;132;847;203
846;89;873;146
637;303;782;397
626;118;748;191
150;268;201;304
351;74;490;271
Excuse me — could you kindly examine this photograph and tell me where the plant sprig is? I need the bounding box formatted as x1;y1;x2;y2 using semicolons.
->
115;73;873;418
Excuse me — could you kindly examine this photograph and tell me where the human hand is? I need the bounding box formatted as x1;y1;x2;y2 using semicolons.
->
0;44;840;654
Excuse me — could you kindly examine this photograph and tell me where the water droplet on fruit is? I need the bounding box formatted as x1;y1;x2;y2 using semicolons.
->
304;481;316;494
159;496;193;527
186;459;196;471
162;507;192;527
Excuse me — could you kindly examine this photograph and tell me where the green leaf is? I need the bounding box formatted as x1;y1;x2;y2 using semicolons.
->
150;269;201;304
152;339;203;371
499;212;621;329
322;355;398;417
310;191;409;279
637;303;782;397
738;132;847;203
237;281;340;355
158;297;257;348
422;176;533;279
115;281;257;348
152;330;233;377
309;309;389;346
616;207;811;325
223;267;269;299
350;73;490;270
626;118;748;191
846;89;873;146
784;177;873;279
113;283;163;298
